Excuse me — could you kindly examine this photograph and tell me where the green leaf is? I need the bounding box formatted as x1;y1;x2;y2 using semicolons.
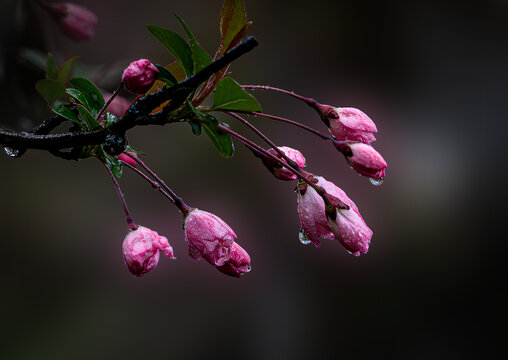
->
220;0;247;52
105;154;123;179
75;104;101;130
35;79;66;106
52;104;82;127
56;57;79;84
155;64;178;86
46;53;58;80
174;13;212;73
147;25;194;76
187;101;234;158
212;78;261;112
69;77;104;117
202;120;235;158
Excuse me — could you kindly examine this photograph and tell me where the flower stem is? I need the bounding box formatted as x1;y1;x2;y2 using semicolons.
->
224;112;300;170
241;112;352;156
103;163;137;230
248;112;331;140
96;83;124;121
122;162;178;204
216;124;328;198
241;85;319;108
124;153;191;216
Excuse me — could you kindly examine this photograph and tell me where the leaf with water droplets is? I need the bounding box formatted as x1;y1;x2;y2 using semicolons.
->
68;77;104;117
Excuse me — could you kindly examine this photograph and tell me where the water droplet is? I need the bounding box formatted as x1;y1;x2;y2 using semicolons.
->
3;147;21;158
298;228;311;245
369;178;383;186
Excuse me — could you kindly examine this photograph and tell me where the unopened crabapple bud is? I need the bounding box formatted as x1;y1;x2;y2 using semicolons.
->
117;152;137;167
122;226;175;277
184;209;236;266
346;143;387;179
264;146;306;181
330;107;377;144
122;59;159;94
327;206;373;256
47;2;98;42
327;107;378;145
205;242;252;278
297;175;358;248
103;94;131;118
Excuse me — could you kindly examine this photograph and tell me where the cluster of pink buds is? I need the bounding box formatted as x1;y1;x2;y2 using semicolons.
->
120;209;251;278
297;175;372;255
319;105;387;183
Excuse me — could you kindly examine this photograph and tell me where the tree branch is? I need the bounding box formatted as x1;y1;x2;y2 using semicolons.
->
0;36;259;153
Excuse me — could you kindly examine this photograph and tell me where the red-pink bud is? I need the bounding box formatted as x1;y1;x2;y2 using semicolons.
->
48;3;98;42
122;59;159;94
266;146;306;181
103;94;131;118
117;152;137;167
297;176;358;247
205;242;251;278
347;143;387;179
122;226;175;277
329;107;377;145
327;208;373;256
184;209;236;266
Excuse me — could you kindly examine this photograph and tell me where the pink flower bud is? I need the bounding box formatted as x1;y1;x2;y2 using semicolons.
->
327;207;373;256
347;143;387;179
297;176;358;247
103;94;131;118
117;152;137;167
48;3;98;42
329;107;377;145
184;209;236;266
266;146;306;181
205;242;252;278
122;59;159;94
122;226;174;277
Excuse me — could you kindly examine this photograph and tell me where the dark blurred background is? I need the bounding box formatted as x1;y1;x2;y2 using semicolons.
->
0;0;505;359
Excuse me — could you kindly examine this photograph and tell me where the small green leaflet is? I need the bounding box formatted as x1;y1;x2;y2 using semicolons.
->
155;64;178;86
56;57;79;84
147;25;194;77
46;53;58;80
202;120;235;158
174;13;212;73
35;79;66;106
105;154;123;179
187;101;234;158
212;78;261;112
95;147;123;179
68;77;104;117
220;0;248;53
75;104;101;130
52;104;82;126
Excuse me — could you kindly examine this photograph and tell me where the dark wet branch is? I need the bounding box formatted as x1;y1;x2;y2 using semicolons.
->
0;36;259;153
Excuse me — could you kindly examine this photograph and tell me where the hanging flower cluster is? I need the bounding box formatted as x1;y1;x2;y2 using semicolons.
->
2;0;388;278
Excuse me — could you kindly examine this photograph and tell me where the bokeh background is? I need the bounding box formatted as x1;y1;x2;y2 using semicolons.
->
0;0;504;358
